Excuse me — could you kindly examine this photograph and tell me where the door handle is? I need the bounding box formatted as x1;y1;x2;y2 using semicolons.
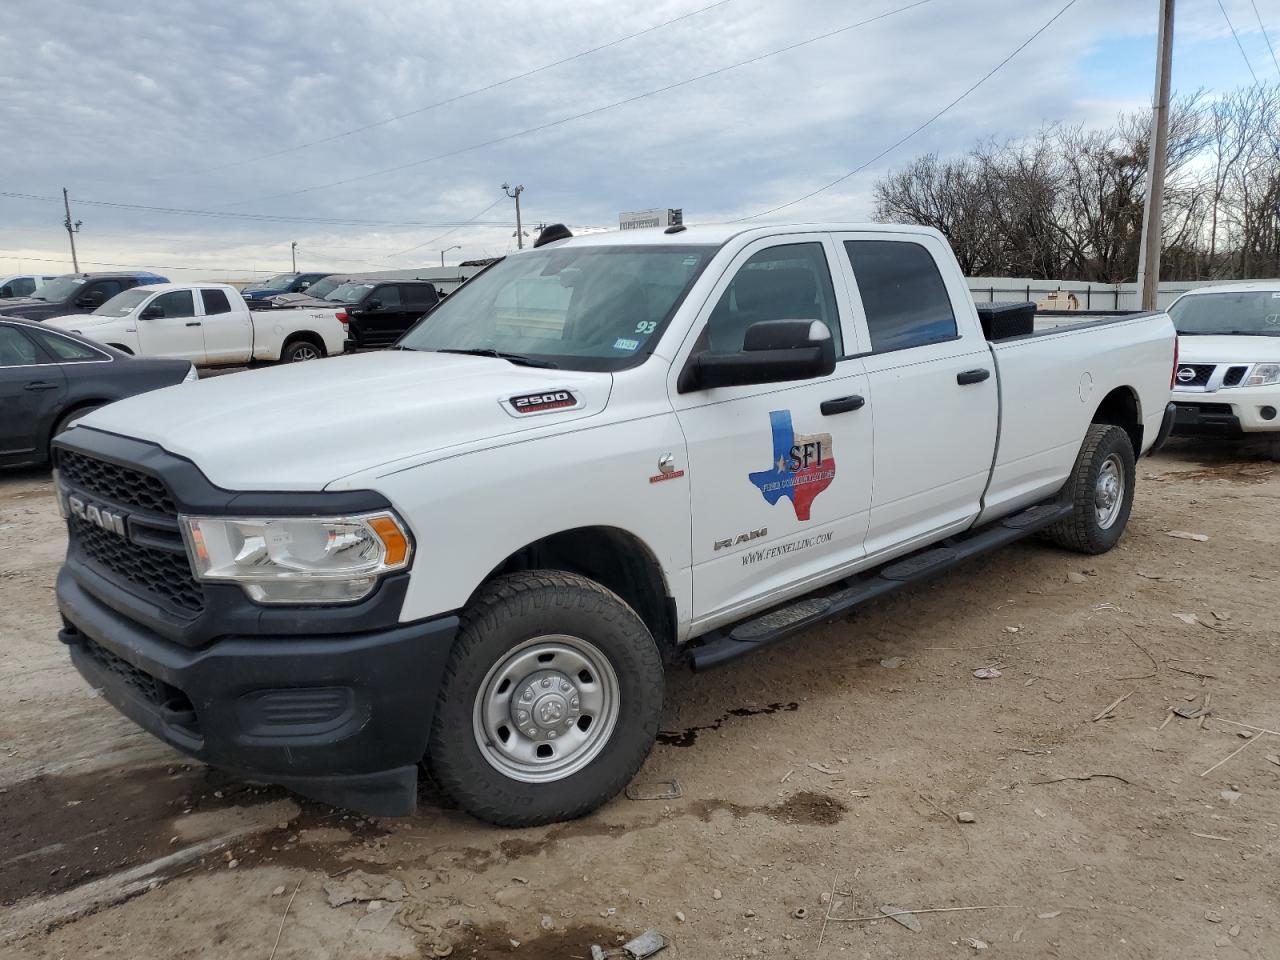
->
24;380;59;391
185;321;202;327
957;368;991;385
820;395;865;415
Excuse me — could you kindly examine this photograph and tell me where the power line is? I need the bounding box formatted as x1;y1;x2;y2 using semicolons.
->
1217;0;1260;85
1247;0;1280;79
226;0;938;206
0;252;280;274
731;0;1080;222
385;197;507;259
185;0;737;176
0;190;509;229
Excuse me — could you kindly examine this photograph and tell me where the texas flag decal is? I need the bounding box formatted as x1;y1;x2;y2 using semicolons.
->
747;410;836;521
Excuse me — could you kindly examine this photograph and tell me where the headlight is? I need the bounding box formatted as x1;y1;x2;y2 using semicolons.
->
183;364;199;382
1245;363;1280;387
181;512;411;604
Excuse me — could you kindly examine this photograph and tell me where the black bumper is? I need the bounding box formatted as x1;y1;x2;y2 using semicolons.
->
1170;401;1243;437
58;567;456;815
1149;402;1177;454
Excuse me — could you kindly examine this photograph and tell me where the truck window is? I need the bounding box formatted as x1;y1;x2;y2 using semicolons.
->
371;285;401;308
88;280;124;301
704;243;842;355
150;290;196;318
402;284;438;309
9;278;35;298
844;240;957;353
30;328;102;361
201;289;233;315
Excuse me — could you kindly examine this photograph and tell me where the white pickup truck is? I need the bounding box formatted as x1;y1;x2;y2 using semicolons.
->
51;223;1177;825
1167;280;1280;458
43;282;346;367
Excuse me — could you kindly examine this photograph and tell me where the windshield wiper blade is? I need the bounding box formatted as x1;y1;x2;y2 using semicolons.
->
436;348;557;368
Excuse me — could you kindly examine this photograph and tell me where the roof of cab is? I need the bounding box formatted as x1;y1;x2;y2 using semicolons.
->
538;222;943;249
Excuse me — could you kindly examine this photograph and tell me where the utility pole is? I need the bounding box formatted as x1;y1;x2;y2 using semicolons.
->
62;187;82;273
502;182;525;250
440;244;461;267
291;240;298;272
1136;0;1175;311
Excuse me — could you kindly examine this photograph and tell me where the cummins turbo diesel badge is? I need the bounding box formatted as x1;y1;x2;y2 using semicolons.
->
507;389;578;414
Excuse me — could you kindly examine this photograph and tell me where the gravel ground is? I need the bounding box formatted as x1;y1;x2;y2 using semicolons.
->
1;439;1277;959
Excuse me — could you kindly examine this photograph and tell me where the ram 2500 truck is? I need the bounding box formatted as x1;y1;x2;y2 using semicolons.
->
44;283;346;366
51;223;1177;825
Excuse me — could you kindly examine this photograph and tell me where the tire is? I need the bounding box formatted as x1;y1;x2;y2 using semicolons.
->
1044;423;1136;555
281;339;323;363
428;571;664;827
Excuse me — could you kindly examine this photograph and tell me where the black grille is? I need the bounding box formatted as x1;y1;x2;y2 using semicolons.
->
1222;366;1247;387
79;635;199;731
57;450;176;515
71;516;204;613
1175;364;1216;387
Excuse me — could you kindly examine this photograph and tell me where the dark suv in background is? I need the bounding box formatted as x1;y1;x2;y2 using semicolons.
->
325;278;440;348
0;272;168;322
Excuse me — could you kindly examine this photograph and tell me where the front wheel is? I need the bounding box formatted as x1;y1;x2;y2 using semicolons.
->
1044;423;1136;554
428;571;664;826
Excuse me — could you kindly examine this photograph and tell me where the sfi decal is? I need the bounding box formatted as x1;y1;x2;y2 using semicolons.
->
508;390;577;414
747;410;836;521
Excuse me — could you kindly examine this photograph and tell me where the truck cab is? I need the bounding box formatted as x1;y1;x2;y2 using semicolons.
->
0;274;58;299
0;272;168;322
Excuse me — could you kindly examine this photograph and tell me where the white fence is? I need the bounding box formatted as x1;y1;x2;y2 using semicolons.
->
964;277;1252;311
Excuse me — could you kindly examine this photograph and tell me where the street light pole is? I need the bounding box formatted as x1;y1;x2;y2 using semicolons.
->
1136;0;1175;310
440;244;461;266
291;240;298;273
502;182;525;250
62;187;82;273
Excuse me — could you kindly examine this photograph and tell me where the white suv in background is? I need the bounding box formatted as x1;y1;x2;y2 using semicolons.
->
0;274;57;299
1169;280;1280;458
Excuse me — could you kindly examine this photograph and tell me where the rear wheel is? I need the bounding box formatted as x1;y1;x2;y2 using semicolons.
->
281;339;323;363
428;571;664;826
1044;423;1136;554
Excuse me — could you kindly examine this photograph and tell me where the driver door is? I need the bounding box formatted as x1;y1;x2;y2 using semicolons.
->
670;235;875;632
136;289;206;363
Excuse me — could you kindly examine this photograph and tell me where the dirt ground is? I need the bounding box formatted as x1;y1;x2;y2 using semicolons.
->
2;439;1278;960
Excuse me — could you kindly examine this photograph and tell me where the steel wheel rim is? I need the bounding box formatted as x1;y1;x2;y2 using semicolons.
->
292;345;319;361
1094;454;1125;529
472;634;620;783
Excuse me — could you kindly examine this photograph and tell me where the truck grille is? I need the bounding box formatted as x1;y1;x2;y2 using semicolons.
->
58;450;177;514
57;450;204;615
1175;364;1216;387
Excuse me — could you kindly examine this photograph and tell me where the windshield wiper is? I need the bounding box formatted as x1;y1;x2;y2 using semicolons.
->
436;348;557;368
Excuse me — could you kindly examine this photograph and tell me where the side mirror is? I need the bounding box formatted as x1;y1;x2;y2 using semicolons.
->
365;299;382;311
140;304;164;320
679;319;836;393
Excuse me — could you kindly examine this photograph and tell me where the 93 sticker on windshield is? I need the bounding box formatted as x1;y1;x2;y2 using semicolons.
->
507;390;578;415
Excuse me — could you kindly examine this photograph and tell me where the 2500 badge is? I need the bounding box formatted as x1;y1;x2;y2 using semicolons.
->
507;390;578;415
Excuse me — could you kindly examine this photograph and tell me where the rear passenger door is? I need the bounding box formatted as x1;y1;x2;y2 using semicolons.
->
199;288;251;365
0;324;65;463
400;283;438;337
834;232;998;558
361;284;405;345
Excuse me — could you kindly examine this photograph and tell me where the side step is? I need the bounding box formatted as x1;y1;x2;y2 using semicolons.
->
689;500;1072;671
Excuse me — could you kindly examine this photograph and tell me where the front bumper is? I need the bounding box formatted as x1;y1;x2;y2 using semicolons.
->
1172;387;1280;435
57;565;457;815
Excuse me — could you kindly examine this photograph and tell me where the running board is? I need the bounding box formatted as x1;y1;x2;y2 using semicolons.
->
688;500;1072;671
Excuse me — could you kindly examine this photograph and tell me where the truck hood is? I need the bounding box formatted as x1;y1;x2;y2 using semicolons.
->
1178;334;1280;363
44;314;125;331
78;351;613;491
0;299;53;318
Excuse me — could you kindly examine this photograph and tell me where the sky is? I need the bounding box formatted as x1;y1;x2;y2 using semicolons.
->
1;0;1277;282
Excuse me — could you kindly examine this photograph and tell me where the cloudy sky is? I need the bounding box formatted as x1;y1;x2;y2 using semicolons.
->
1;0;1275;281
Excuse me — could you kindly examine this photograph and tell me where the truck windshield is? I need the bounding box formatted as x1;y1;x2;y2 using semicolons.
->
94;288;153;317
1169;292;1280;336
325;282;376;304
397;244;717;371
302;276;344;299
29;276;86;302
260;274;297;288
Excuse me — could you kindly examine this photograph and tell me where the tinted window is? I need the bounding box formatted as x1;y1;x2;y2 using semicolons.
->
844;240;956;353
10;278;35;297
704;242;842;354
402;284;438;308
201;289;232;315
31;329;101;361
150;290;196;318
371;285;401;308
0;326;42;366
88;280;124;301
